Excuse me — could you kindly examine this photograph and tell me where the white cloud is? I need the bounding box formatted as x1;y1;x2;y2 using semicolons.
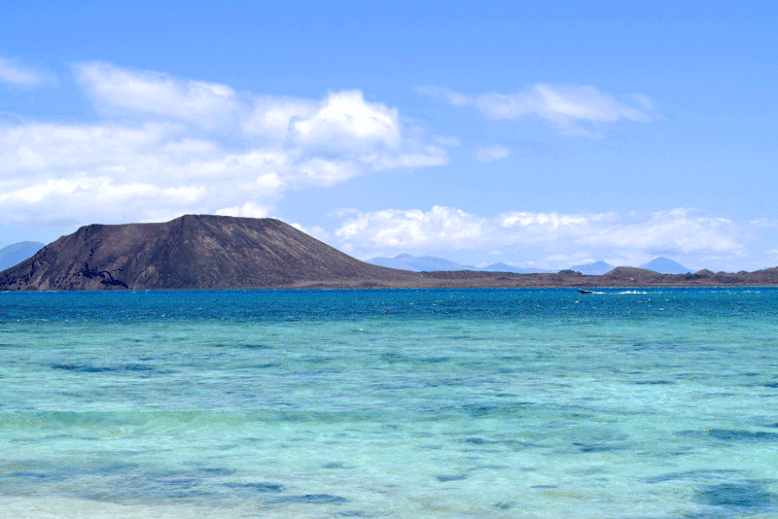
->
292;90;401;149
336;206;490;250
0;57;51;86
244;91;403;151
420;83;654;137
215;201;272;218
0;62;447;225
74;62;240;128
243;97;316;139
76;63;404;147
475;144;511;163
334;206;745;267
290;222;330;242
362;146;449;171
751;218;778;228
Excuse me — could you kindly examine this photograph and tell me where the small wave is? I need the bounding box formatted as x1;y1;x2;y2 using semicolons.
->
618;290;648;295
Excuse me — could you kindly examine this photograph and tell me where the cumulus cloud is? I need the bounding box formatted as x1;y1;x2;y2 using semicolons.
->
418;83;654;137
334;206;745;267
291;90;401;149
475;144;511;163
1;62;448;225
0;57;52;86
75;63;406;148
215;201;272;218
336;206;489;251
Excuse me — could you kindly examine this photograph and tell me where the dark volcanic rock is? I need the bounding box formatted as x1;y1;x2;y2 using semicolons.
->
0;215;420;290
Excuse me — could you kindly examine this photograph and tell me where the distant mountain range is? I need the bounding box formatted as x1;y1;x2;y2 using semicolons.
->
569;261;614;275
0;241;45;271
367;254;553;273
639;257;691;274
368;254;691;275
368;253;471;272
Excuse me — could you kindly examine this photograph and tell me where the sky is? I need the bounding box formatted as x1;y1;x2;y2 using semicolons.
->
1;1;777;272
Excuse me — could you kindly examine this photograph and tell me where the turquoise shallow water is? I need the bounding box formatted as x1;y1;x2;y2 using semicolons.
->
1;288;778;518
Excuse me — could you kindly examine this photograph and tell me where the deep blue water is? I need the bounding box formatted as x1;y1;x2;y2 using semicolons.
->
1;288;777;518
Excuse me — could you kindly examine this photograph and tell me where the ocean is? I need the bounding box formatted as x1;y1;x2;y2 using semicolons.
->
1;288;777;518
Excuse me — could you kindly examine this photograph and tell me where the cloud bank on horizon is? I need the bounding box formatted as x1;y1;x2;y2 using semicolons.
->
334;206;745;269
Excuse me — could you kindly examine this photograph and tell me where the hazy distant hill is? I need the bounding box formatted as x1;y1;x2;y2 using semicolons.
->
367;254;553;273
476;262;554;274
640;257;692;274
367;253;473;271
0;241;45;271
569;261;614;275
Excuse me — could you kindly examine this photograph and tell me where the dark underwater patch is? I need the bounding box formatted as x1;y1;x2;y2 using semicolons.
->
573;442;620;453
457;404;502;417
2;460;139;487
51;363;113;373
272;493;348;504
379;352;407;363
495;501;516;509
676;429;778;443
696;482;776;510
240;343;273;350
224;482;284;493
435;475;467;482
50;363;160;374
419;356;451;364
8;471;52;480
708;429;778;442
120;364;156;371
642;469;740;484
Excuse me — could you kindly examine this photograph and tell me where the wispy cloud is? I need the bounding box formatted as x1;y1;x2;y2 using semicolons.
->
334;206;745;267
418;83;655;137
74;62;241;128
0;57;53;86
475;144;511;163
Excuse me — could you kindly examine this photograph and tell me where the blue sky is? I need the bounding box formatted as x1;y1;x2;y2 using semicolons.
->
1;1;777;271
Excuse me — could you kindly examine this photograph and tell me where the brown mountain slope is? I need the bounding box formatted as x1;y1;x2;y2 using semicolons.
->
0;215;422;290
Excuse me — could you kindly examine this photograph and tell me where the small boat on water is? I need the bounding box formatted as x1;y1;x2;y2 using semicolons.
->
577;289;592;294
